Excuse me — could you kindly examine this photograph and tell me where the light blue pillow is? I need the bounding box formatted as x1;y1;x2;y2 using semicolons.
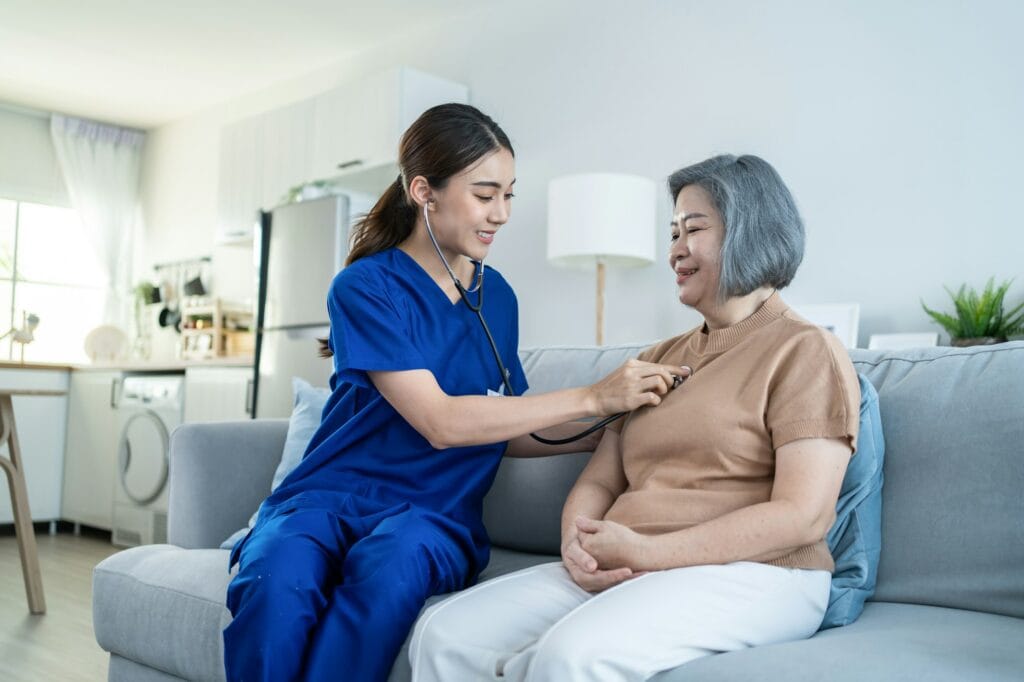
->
219;377;330;549
820;373;885;629
272;377;331;489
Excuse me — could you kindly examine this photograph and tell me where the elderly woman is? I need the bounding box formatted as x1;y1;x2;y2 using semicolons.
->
409;154;860;681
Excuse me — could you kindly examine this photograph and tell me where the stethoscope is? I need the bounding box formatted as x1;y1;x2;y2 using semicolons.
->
423;203;626;446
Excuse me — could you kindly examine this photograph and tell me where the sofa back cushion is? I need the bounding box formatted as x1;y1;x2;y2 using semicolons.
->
483;344;646;553
849;342;1024;618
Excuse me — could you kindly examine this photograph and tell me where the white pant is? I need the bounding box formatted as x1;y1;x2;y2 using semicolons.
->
410;560;830;682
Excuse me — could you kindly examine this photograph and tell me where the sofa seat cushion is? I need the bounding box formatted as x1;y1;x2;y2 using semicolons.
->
94;545;232;682
95;544;553;682
651;602;1024;681
109;654;189;681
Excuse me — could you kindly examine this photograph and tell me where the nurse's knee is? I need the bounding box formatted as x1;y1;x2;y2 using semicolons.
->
348;514;466;587
229;533;331;614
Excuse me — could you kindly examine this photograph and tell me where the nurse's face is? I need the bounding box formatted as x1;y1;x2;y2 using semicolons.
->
428;148;515;262
669;184;724;314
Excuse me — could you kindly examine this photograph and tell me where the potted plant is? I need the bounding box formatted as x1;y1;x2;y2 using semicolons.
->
921;278;1024;346
131;281;161;359
281;180;337;204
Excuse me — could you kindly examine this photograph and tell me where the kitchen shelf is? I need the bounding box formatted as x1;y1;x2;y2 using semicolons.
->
179;298;254;361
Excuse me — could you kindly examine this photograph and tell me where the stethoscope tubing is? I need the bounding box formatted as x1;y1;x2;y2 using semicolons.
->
422;204;621;446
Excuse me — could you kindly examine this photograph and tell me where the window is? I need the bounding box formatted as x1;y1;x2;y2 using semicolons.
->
0;197;107;363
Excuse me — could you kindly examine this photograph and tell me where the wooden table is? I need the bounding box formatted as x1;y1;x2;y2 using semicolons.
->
0;389;66;615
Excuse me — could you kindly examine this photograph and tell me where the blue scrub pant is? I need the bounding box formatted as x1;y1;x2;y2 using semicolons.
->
223;493;474;682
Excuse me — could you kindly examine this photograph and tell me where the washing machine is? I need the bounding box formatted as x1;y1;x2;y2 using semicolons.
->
111;374;183;547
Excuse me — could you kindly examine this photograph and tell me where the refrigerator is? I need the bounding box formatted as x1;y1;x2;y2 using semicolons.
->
252;195;350;419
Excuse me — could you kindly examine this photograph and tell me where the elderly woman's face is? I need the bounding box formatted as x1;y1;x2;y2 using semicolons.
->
669;184;723;311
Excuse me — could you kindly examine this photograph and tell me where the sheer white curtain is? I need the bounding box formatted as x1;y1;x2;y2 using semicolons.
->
50;114;145;328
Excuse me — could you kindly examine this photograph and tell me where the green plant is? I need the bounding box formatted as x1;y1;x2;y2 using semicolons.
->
281;179;336;204
921;278;1024;341
134;281;157;305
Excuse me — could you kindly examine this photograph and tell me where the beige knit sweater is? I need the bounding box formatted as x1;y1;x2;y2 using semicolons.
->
605;293;860;572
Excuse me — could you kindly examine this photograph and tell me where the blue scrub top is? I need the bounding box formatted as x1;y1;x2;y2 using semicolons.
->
261;247;528;560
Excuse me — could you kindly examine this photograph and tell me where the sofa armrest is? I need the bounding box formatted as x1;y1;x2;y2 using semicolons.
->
167;419;288;549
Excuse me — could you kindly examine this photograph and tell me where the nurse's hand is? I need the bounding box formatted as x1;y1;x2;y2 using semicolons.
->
587;360;690;415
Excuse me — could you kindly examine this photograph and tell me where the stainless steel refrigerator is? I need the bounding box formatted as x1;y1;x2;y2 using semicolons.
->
252;195;349;419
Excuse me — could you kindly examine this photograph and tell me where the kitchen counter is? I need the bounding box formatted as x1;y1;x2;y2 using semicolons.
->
0;361;76;371
0;357;253;372
73;356;253;372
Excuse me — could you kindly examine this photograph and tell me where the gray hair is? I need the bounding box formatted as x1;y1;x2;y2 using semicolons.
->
667;155;804;299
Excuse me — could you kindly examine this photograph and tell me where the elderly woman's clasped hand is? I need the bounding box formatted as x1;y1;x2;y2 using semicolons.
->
561;515;650;592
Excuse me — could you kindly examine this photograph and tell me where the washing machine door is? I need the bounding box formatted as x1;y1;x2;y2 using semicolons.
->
117;409;170;505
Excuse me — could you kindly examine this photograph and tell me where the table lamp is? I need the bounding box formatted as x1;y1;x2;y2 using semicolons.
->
547;173;657;344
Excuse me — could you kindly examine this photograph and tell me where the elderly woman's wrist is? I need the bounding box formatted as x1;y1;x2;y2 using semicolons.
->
560;527;577;551
636;535;660;571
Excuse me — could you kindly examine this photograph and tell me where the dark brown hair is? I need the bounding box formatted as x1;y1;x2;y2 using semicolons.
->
318;103;514;357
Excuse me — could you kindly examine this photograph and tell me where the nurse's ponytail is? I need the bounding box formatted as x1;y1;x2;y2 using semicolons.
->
344;176;417;266
319;103;514;357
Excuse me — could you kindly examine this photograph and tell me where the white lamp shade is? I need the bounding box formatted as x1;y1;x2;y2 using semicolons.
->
547;173;657;269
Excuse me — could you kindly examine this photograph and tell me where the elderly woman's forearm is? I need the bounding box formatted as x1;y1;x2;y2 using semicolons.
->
638;500;824;571
561;482;617;541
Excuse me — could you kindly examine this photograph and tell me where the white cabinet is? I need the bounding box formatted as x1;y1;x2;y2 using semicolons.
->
310;71;399;179
260;98;316;212
217;98;316;244
216;114;266;244
0;368;69;524
215;67;468;244
58;366;251;531
61;370;121;530
310;67;469;181
183;366;253;423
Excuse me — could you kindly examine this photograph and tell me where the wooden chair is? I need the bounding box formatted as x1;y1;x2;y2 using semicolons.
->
0;389;65;615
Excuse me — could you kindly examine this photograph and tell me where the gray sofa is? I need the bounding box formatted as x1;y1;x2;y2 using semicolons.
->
93;342;1024;681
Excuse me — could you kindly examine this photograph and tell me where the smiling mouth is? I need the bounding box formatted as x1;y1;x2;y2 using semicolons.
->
676;268;697;283
476;231;495;244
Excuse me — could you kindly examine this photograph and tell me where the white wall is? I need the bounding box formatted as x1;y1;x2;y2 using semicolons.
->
140;0;1024;352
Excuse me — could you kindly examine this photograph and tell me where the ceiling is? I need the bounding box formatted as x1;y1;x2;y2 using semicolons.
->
0;0;481;129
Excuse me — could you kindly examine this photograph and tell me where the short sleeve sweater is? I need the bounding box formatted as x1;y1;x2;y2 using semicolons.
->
605;292;860;572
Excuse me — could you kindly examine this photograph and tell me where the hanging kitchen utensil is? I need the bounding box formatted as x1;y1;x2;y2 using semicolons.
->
169;308;182;333
157;277;175;327
184;270;206;297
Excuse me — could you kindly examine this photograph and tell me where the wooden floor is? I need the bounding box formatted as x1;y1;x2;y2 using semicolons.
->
0;527;119;682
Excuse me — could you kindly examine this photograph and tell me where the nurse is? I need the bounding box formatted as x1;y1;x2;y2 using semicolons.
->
222;103;687;682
